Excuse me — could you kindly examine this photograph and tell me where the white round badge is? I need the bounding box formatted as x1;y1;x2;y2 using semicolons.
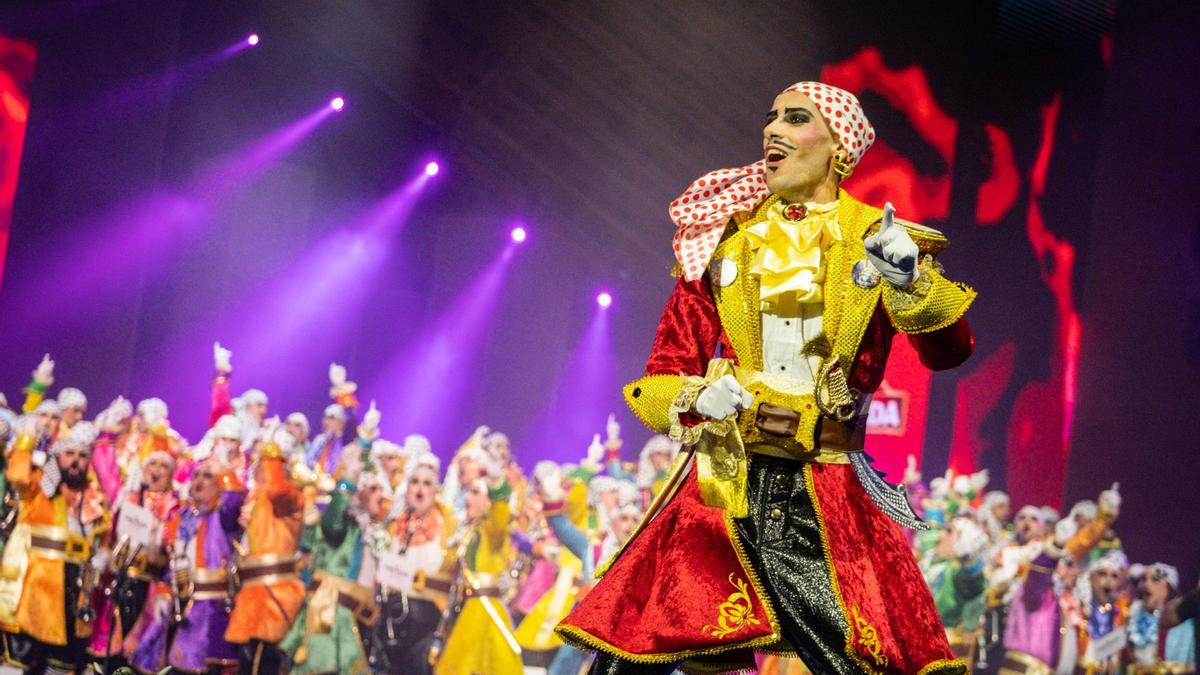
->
711;258;738;287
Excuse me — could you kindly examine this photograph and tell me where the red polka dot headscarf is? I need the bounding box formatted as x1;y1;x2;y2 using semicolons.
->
669;81;875;281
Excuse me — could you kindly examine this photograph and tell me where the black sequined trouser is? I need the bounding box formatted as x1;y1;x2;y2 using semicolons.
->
589;455;862;675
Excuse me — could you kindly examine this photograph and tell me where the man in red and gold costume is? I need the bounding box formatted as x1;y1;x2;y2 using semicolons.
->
557;82;976;674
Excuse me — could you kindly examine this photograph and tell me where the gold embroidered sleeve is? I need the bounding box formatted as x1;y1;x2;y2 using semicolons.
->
623;374;686;434
882;256;977;334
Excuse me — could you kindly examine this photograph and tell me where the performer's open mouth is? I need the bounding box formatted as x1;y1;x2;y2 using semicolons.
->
764;144;790;170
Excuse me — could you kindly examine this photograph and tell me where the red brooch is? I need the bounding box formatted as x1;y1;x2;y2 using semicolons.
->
783;203;807;221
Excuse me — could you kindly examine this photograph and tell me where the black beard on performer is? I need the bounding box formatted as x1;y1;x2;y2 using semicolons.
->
61;468;89;490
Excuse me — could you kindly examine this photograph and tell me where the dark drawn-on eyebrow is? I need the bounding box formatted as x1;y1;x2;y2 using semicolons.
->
766;107;814;121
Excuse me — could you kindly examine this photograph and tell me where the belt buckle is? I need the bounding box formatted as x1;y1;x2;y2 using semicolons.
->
358;602;380;626
411;568;427;592
66;537;90;561
739;384;817;459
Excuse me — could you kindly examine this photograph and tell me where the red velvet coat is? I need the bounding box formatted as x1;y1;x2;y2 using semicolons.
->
558;191;974;674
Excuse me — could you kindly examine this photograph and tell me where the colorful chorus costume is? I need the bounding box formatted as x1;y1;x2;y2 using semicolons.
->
558;82;975;674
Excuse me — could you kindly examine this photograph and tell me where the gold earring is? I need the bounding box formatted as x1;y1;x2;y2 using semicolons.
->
832;154;852;178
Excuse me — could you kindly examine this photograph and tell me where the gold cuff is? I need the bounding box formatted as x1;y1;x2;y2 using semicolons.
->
882;259;976;334
623;374;685;433
666;375;736;446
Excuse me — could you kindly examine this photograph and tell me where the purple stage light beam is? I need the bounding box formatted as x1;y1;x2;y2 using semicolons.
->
521;297;619;463
67;36;260;128
367;241;520;449
2;99;340;343
134;166;439;437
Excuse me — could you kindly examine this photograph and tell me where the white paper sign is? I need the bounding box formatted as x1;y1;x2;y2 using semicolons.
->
376;551;415;593
117;503;160;550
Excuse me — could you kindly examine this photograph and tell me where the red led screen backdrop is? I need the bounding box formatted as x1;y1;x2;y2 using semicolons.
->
831;47;1090;506
0;35;34;291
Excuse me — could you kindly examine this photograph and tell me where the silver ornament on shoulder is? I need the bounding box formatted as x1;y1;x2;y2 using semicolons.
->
710;257;738;287
852;259;882;289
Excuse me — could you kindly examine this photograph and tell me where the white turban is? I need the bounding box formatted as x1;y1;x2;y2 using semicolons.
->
286;412;310;438
56;387;87;410
212;414;242;441
137;397;169;426
403;434;431;456
35;400;62;417
240;389;268;407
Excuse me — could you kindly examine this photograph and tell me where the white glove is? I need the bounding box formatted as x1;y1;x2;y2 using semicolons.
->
91;548;111;572
316;472;336;494
585;434;605;466
259;416;281;443
952;474;971;496
362;401;381;432
1054;517;1078;545
540;543;561;562
863;202;919;286
902;454;921;486
694;375;754;421
329;363;346;387
952;520;988;562
1098;482;1121;515
32;354;55;387
533;461;565;502
968;469;990;494
328;363;357;396
606;413;621;444
97;396;134;431
213;342;232;374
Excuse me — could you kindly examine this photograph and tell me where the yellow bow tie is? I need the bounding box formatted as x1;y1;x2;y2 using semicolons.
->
743;200;841;309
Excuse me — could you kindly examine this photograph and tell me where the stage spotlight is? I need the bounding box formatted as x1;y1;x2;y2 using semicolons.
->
511;227;527;243
247;33;260;46
597;291;613;308
424;161;440;176
329;96;345;112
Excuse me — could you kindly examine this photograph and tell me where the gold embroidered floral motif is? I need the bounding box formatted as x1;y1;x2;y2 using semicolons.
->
702;574;761;639
851;606;889;668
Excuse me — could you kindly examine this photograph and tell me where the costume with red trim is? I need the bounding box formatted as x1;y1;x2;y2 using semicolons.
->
557;82;975;674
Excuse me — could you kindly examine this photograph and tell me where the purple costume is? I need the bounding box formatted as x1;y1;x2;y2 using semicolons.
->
128;487;244;673
1003;552;1062;667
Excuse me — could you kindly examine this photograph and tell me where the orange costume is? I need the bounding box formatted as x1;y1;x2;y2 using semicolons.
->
224;443;305;660
0;425;108;671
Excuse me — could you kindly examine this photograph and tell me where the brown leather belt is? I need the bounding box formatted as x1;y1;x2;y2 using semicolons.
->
336;588;382;625
462;585;502;599
416;575;454;595
755;404;861;447
194;579;227;593
192;579;229;600
748;402;865;462
238;560;296;581
30;534;90;563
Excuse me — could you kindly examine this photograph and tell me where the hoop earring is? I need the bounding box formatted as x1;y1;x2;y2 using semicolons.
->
832;154;852;179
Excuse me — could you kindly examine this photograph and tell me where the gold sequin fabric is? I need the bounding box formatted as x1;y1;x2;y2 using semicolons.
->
622;374;685;434
882;262;976;334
